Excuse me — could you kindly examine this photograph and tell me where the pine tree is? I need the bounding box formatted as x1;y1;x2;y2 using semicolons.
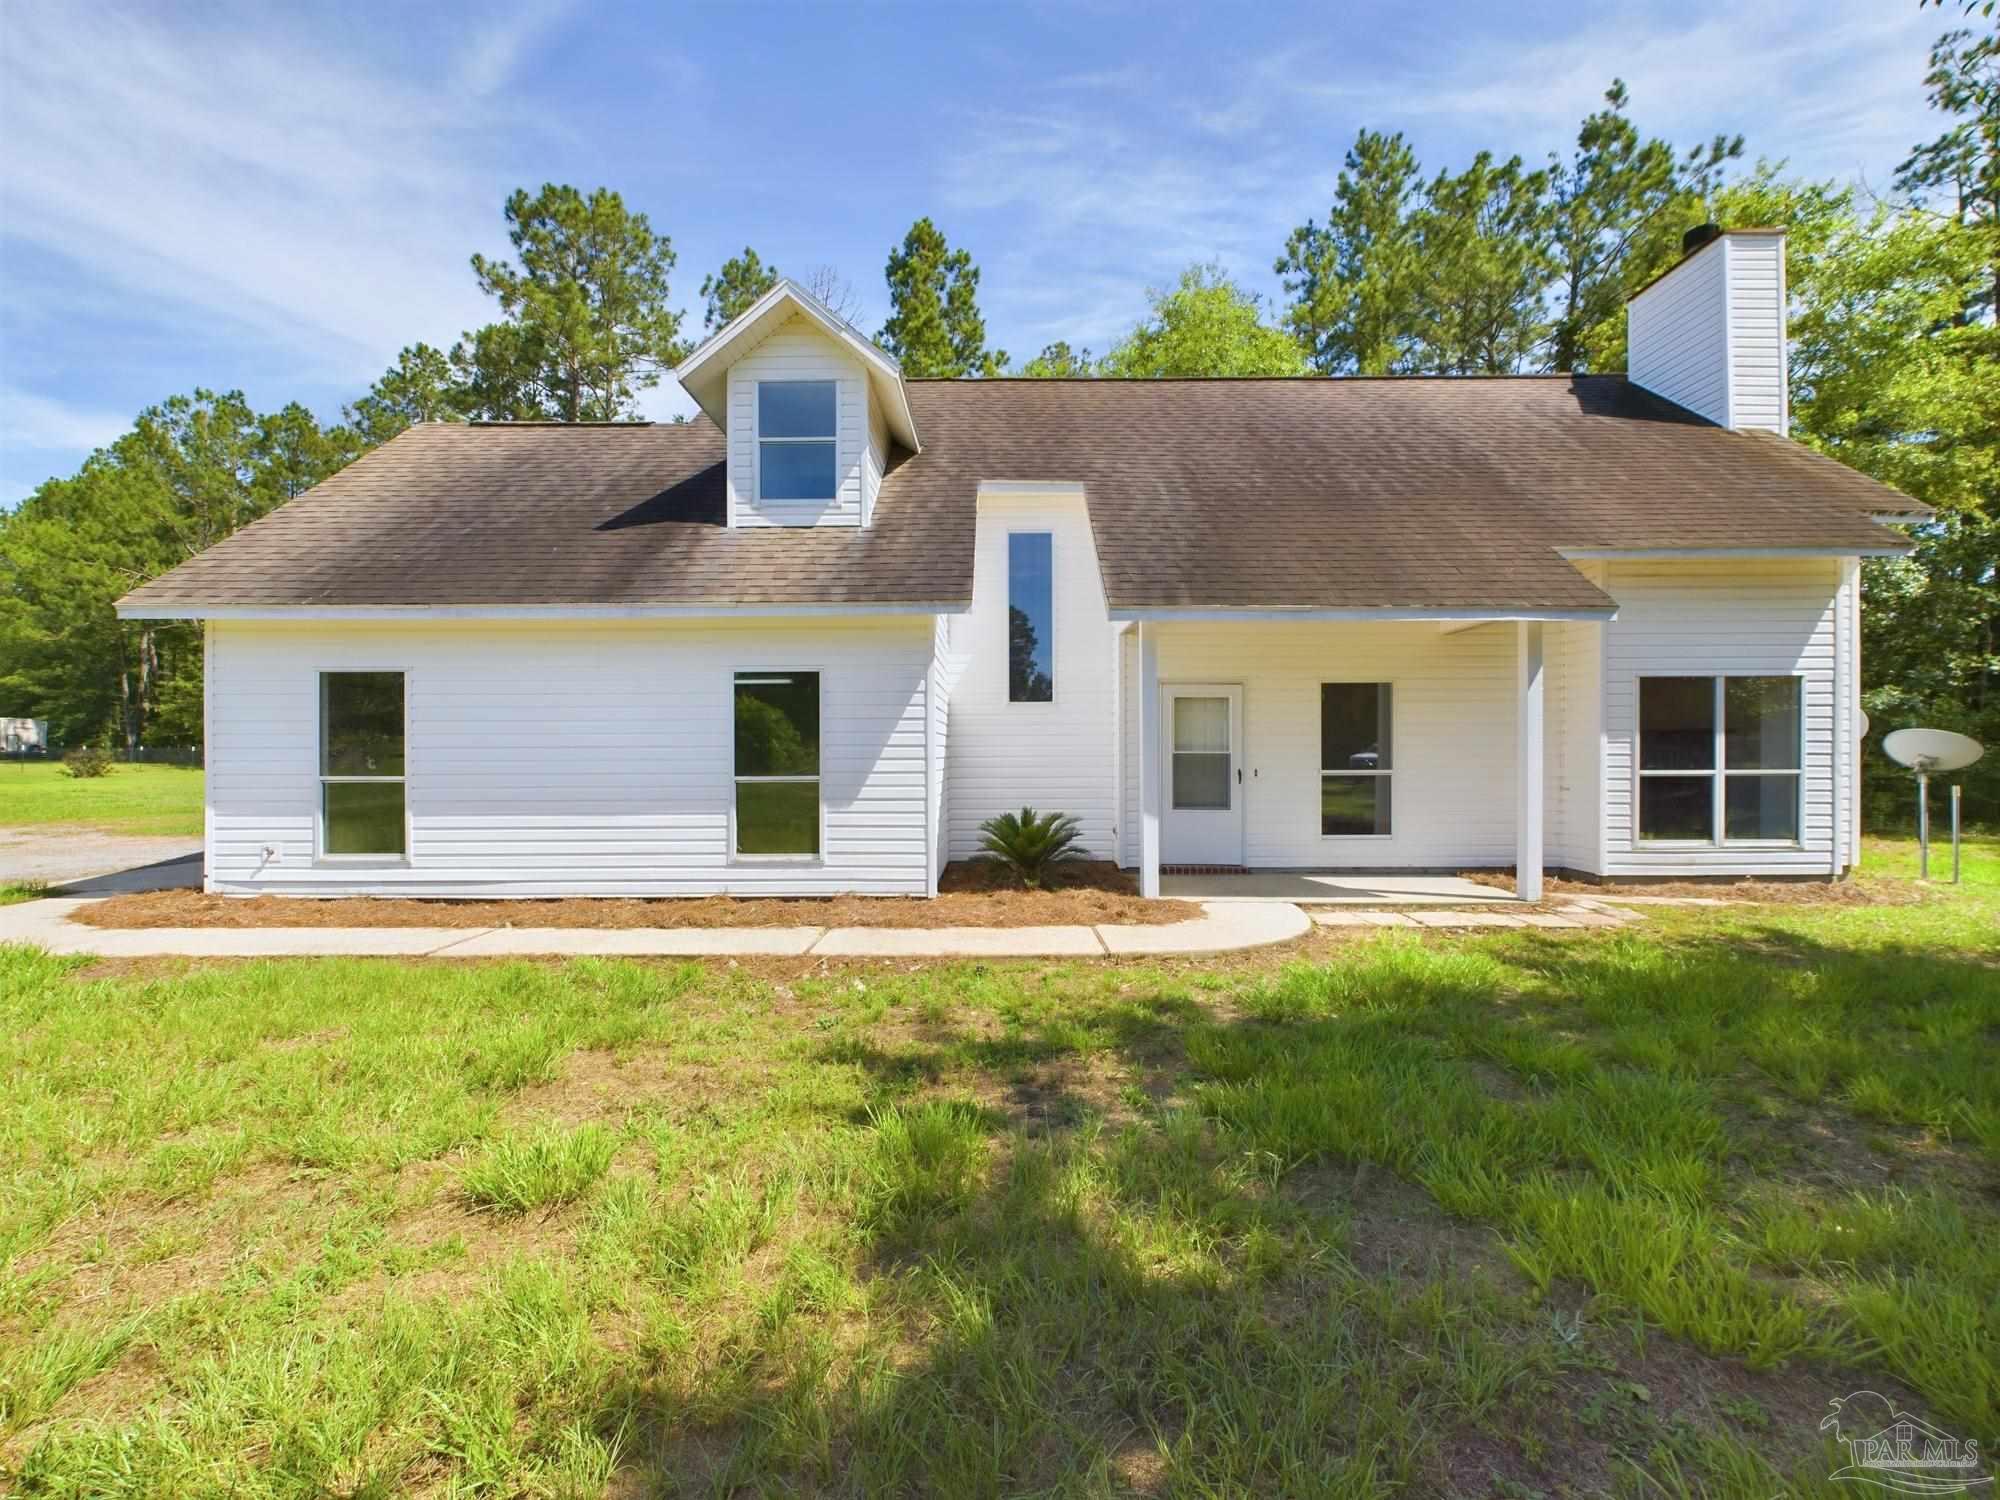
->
1275;130;1422;374
878;218;1004;377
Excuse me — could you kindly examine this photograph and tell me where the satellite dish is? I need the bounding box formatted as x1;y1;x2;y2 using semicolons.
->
1856;710;1870;743
1882;728;1984;774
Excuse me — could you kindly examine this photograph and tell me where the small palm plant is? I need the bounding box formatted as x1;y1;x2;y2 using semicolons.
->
977;806;1085;888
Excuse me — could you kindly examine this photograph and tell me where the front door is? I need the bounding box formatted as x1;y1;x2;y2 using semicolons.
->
1161;684;1244;866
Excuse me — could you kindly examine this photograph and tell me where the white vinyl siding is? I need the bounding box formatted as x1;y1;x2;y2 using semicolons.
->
1628;241;1729;427
861;396;889;528
1627;232;1787;434
1602;559;1846;876
927;614;958;887
1119;621;1538;870
204;617;932;897
1544;614;1604;875
1723;234;1787;434
1837;558;1861;870
726;313;866;528
943;491;1120;859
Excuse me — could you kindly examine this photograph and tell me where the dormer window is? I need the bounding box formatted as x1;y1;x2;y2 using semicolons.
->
757;380;837;501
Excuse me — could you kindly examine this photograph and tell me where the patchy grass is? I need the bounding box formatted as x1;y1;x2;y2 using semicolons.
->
459;1124;618;1212
0;858;1994;1494
0;763;203;838
1861;830;2000;890
0;883;46;906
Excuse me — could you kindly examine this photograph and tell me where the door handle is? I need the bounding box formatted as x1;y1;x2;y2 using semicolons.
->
1236;767;1243;785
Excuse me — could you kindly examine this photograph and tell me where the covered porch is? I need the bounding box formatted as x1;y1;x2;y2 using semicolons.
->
1123;612;1608;905
1158;871;1522;904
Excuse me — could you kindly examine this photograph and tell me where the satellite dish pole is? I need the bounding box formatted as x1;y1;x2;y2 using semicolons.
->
1881;729;1985;884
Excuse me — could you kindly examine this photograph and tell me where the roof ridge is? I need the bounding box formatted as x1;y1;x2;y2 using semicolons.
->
905;372;1603;384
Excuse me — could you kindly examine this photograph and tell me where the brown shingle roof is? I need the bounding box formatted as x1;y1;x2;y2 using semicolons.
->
118;375;1917;615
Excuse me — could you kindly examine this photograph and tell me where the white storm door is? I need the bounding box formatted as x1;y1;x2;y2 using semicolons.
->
1161;685;1244;866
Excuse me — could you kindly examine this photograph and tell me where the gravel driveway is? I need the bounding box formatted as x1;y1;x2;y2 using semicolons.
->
0;827;201;892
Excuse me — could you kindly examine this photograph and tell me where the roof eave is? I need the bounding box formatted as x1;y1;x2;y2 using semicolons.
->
1556;545;1912;560
115;600;970;622
1106;605;1619;624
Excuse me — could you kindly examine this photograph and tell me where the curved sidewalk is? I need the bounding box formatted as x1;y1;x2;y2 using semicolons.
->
0;897;1312;960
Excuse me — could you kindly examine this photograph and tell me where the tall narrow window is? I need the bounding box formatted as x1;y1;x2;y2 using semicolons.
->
1007;532;1054;702
757;381;836;501
1321;683;1392;836
1638;676;1801;842
734;671;820;856
320;672;405;856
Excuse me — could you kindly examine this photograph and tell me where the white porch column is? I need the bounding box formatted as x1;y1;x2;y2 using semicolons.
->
1138;622;1162;898
1516;621;1545;903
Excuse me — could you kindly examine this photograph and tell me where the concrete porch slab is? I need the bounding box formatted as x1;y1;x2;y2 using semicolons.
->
1161;872;1517;905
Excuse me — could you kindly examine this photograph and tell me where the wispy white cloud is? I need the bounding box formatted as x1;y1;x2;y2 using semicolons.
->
0;388;131;454
947;0;1940;358
0;1;572;391
451;0;575;99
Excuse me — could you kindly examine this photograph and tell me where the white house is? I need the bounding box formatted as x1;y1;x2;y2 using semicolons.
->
119;227;1922;900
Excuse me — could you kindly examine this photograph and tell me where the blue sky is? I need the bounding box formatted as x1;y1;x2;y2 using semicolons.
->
0;0;1952;505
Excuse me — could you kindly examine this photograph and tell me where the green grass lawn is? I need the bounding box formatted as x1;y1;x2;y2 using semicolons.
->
0;845;1994;1495
0;764;204;839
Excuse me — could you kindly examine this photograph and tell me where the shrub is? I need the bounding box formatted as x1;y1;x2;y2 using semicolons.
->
976;806;1085;888
61;748;115;779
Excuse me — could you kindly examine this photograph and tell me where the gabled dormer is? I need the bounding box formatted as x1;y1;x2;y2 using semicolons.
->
674;279;920;529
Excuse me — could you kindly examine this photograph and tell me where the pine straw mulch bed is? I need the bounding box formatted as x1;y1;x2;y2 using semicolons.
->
1457;870;1922;906
73;860;1201;931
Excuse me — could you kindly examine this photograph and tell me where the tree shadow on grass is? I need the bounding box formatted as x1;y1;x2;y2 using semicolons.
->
581;928;1998;1494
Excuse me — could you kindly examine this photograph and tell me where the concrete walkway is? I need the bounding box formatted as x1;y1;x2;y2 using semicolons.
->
0;896;1314;960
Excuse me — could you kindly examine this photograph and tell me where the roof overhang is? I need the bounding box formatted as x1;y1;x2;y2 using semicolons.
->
671;278;919;451
1557;545;1910;560
1106;605;1618;624
115;601;967;622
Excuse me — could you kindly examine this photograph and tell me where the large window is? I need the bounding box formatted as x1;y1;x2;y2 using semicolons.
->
734;671;820;856
1321;683;1392;836
1007;532;1053;702
1639;676;1801;843
757;381;836;501
320;672;405;857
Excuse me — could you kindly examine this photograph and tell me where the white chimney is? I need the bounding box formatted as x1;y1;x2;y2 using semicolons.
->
1627;226;1788;436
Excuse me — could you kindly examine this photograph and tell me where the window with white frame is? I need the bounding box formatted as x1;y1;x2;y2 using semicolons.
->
734;671;820;856
320;672;405;857
757;381;836;501
1321;682;1392;836
1638;676;1802;843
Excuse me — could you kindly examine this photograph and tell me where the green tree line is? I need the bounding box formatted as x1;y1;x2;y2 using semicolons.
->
3;17;1993;820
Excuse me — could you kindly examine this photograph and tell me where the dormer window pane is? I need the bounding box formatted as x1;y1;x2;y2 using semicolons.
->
758;380;837;502
759;381;835;438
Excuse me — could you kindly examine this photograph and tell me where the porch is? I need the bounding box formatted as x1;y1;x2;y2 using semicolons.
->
1126;615;1596;904
1158;871;1522;904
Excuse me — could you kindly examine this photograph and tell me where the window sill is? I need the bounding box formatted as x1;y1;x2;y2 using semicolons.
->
1633;841;1805;851
729;855;825;867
